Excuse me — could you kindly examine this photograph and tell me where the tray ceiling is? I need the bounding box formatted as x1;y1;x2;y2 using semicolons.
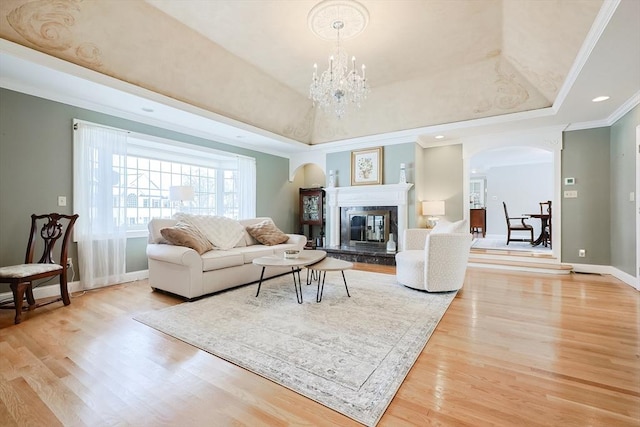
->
0;0;615;145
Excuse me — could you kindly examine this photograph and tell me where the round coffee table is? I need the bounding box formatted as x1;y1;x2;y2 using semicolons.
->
306;257;353;302
253;250;326;303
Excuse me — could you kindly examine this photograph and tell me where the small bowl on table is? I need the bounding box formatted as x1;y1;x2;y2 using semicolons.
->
284;249;300;259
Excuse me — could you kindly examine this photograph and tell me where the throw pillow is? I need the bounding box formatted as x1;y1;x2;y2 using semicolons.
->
431;219;467;235
430;219;452;234
160;222;214;254
245;220;289;246
174;213;245;250
450;219;468;233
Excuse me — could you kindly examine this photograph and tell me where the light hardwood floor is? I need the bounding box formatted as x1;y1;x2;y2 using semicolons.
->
1;265;638;426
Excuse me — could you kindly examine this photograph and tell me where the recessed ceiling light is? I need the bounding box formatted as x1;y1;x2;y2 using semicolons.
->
591;96;610;102
435;135;445;139
141;107;154;112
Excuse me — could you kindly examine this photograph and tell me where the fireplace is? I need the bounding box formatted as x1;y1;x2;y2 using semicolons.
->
341;206;397;248
348;210;389;246
324;184;413;265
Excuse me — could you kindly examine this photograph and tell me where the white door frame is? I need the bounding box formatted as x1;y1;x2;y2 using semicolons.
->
461;126;564;260
635;125;639;290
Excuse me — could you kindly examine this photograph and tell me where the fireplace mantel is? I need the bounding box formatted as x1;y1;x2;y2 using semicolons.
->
325;183;413;251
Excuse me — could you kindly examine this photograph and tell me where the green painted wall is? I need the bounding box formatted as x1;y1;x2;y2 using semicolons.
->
610;105;639;276
2;86;635;285
326;143;418;227
561;127;611;265
0;88;295;289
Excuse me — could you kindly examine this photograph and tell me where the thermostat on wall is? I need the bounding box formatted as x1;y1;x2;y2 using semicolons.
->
564;177;575;185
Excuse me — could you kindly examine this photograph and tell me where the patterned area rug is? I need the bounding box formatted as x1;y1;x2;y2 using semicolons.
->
135;270;456;426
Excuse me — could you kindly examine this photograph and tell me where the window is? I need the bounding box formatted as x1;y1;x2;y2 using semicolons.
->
469;178;486;208
74;120;256;237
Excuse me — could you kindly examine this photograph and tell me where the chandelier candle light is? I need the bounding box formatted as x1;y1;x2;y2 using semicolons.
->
308;0;370;118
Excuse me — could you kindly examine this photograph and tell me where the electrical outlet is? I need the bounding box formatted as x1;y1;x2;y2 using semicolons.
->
564;190;578;198
578;249;586;257
67;257;73;268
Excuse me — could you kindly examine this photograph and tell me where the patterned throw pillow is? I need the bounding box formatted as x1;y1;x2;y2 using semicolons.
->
245;220;289;246
173;213;245;250
160;222;214;254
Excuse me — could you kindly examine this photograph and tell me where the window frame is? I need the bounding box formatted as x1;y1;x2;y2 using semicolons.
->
73;119;256;239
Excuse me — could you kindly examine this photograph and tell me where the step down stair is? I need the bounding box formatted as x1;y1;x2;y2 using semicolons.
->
469;249;572;275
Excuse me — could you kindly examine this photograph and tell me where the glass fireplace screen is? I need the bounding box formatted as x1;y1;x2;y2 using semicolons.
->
348;210;390;247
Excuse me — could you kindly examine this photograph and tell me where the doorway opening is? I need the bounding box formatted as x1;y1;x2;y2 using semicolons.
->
468;146;554;257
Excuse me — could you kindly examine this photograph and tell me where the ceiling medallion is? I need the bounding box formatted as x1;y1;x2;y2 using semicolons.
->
308;0;370;118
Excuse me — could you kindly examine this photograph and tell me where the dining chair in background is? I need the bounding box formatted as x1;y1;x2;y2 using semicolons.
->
502;202;533;245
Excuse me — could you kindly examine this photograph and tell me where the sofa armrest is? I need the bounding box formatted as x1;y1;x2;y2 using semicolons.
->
403;228;432;250
146;243;202;267
286;234;307;250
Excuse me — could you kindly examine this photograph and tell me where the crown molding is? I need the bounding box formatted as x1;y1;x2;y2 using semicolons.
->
552;0;621;111
564;90;640;132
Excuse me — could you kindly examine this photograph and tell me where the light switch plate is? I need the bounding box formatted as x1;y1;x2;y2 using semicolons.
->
57;196;67;206
564;177;575;185
564;190;578;198
630;192;635;202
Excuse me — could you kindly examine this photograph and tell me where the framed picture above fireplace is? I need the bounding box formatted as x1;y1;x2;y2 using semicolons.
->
351;147;383;186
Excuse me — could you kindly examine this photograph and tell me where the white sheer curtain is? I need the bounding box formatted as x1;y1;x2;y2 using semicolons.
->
237;156;256;219
73;120;127;289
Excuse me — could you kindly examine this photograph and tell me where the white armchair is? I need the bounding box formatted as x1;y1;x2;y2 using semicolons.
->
395;221;472;292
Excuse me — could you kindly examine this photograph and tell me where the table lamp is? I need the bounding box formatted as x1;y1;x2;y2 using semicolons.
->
422;200;445;228
169;186;194;211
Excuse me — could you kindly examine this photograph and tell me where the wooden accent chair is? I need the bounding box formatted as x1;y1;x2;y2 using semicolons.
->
502;202;533;245
0;213;79;324
540;200;552;248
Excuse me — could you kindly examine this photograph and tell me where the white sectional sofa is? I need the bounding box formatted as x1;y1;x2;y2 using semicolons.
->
146;217;306;299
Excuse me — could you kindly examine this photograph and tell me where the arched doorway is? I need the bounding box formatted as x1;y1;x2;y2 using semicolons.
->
462;128;563;260
469;146;553;254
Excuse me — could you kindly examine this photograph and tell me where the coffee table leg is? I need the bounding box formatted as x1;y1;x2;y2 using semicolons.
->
316;271;326;303
255;266;266;297
342;271;351;297
292;267;303;304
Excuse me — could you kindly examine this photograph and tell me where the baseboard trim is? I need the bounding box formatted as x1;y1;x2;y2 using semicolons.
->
572;264;638;290
0;270;149;302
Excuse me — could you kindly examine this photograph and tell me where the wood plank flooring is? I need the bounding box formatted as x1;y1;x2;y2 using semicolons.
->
1;266;638;426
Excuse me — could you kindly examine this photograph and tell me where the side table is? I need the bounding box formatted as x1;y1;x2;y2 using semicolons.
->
306;257;353;302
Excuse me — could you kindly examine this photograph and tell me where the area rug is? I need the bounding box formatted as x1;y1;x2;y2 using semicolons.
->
472;237;552;253
135;270;456;426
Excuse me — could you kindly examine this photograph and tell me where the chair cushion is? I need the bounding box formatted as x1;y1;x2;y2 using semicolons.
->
228;245;276;264
201;251;244;271
245;220;289;246
0;263;63;279
160;222;214;255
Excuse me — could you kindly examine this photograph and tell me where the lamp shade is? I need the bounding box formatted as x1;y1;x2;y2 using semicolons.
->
169;186;194;202
422;200;445;216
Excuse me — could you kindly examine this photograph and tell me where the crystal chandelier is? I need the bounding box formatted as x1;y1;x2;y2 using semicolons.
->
308;0;370;119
